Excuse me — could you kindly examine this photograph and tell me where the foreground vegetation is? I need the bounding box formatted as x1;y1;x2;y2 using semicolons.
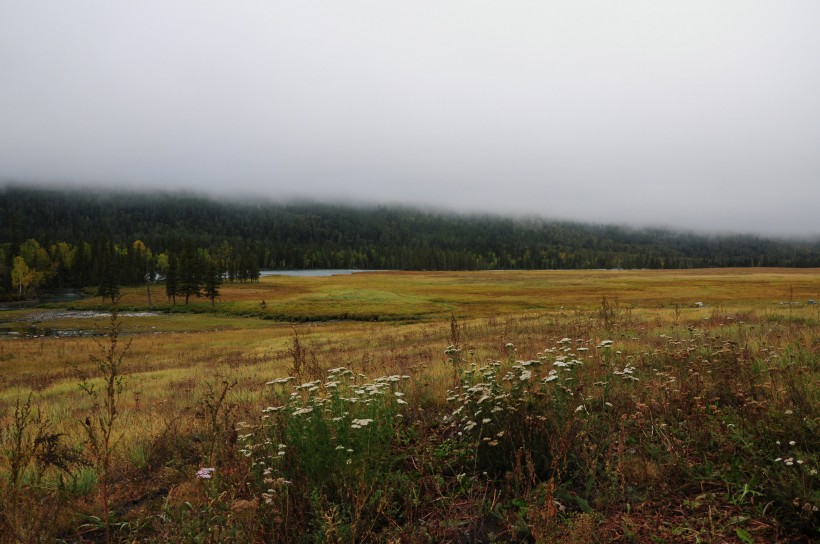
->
1;270;818;542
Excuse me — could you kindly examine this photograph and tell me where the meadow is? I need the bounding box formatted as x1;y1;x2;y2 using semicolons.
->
1;269;818;543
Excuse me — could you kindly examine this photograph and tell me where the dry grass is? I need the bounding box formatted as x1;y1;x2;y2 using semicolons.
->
43;267;820;319
0;269;818;542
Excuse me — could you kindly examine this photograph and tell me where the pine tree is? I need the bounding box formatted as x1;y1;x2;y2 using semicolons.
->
132;240;154;308
203;259;222;306
165;254;178;305
178;242;201;304
96;241;120;303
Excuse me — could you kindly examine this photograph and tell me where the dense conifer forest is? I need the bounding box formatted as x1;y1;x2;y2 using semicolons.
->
1;185;819;296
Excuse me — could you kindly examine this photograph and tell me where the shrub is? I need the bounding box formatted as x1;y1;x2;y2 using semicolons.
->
238;368;411;542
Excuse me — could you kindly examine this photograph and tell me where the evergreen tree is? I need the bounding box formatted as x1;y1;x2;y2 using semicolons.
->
0;246;8;293
7;212;20;291
133;240;154;308
72;242;93;287
96;241;120;303
165;254;178;305
178;242;201;304
203;259;222;306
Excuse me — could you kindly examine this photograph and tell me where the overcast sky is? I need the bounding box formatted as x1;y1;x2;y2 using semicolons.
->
2;2;819;236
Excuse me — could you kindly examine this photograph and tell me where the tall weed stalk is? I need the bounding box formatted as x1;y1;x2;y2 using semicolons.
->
78;307;131;544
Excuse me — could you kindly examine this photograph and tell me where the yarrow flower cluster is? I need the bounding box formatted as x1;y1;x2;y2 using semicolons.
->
613;364;639;381
773;439;814;474
238;367;410;505
445;339;602;449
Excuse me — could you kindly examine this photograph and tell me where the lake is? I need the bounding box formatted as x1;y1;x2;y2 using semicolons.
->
259;269;378;277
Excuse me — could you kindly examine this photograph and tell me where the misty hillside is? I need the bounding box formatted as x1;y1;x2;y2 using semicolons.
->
2;185;820;272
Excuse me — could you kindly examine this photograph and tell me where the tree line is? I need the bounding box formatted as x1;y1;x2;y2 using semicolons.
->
2;234;259;303
1;185;819;298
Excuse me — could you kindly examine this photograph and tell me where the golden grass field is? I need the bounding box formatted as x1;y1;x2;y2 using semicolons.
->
2;268;818;459
71;267;820;316
1;268;818;542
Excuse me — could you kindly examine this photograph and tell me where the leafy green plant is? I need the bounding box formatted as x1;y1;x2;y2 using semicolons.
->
443;339;587;478
239;368;411;541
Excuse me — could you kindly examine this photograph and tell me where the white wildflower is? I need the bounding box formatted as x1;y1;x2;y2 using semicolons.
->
196;467;215;479
266;377;295;385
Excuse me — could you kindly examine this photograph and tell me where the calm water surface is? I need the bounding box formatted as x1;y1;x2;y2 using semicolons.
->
259;269;378;277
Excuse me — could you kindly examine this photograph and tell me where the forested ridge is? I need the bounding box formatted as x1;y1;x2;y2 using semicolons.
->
1;185;819;296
